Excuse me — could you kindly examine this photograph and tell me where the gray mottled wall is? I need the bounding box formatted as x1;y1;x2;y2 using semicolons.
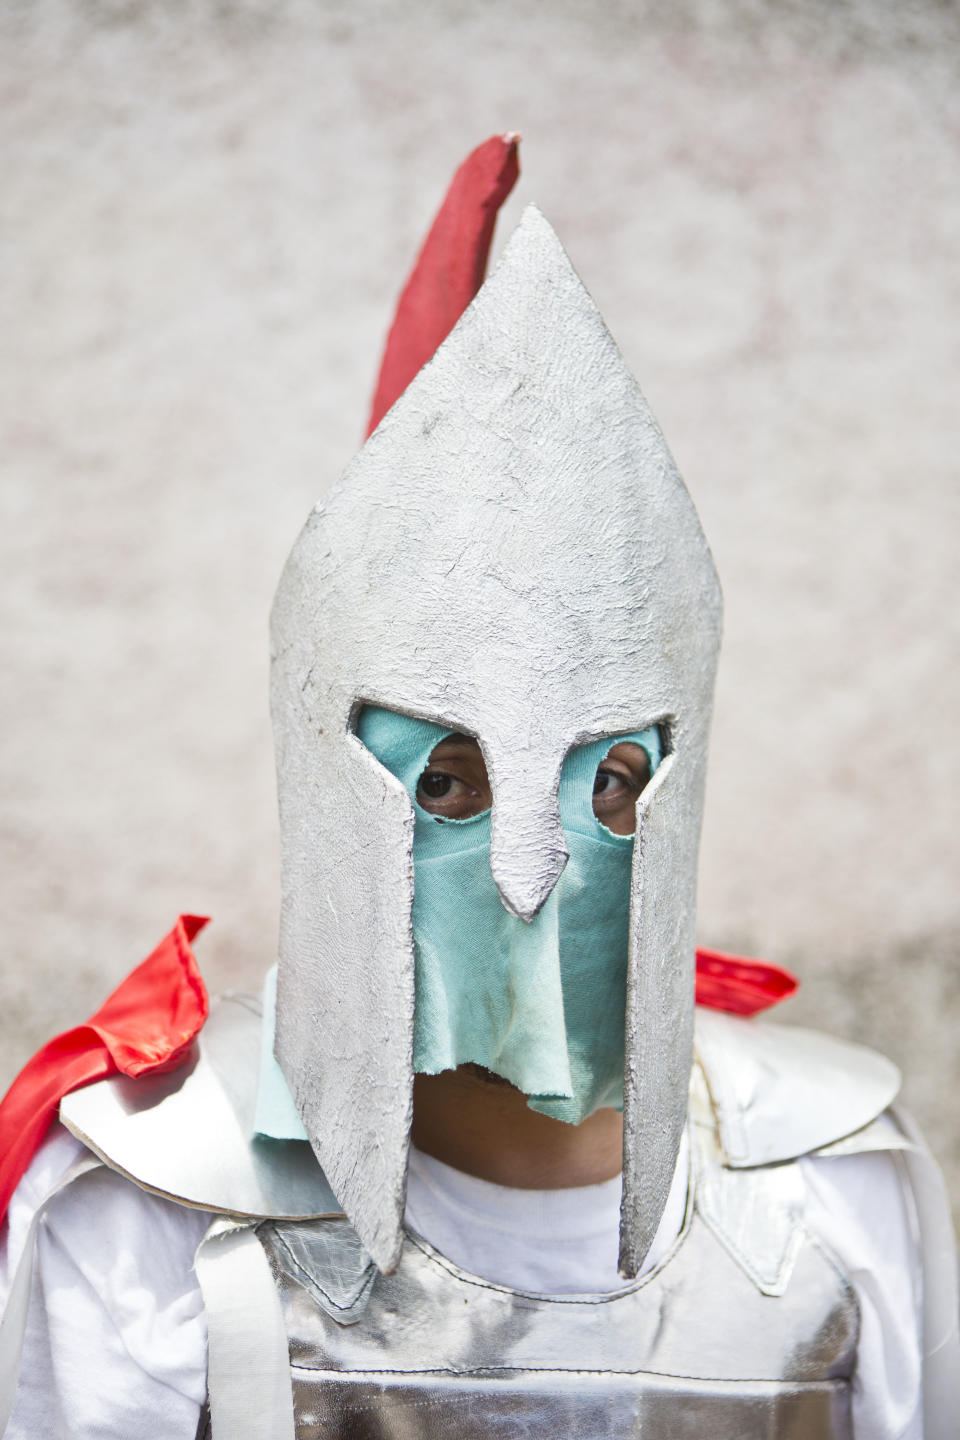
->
2;0;958;1216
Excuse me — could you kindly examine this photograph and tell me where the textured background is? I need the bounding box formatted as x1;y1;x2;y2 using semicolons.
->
2;0;958;1217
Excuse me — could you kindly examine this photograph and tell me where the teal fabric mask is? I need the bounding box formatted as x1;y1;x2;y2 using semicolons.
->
357;706;661;1125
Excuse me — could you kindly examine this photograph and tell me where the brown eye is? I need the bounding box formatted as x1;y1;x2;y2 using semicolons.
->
591;743;652;836
415;764;481;813
415;736;492;819
593;768;629;797
420;772;454;799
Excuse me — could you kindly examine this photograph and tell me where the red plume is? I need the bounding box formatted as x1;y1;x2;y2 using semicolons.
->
695;947;798;1015
366;133;521;437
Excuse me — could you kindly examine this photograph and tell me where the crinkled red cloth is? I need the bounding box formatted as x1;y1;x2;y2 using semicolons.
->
367;132;520;436
695;947;797;1015
0;914;208;1223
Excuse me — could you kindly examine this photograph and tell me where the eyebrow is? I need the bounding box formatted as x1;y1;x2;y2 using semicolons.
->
427;734;481;755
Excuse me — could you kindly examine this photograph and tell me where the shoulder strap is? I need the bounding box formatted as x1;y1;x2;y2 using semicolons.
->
887;1106;960;1440
194;1217;295;1440
688;1064;805;1297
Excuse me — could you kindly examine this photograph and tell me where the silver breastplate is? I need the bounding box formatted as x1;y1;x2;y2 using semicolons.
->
259;1138;858;1440
65;997;911;1440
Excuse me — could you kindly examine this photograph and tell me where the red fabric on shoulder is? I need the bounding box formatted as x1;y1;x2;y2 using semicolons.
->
695;946;798;1015
366;132;520;437
0;914;209;1223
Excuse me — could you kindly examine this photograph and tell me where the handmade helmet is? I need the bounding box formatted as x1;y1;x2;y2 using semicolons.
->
271;163;722;1275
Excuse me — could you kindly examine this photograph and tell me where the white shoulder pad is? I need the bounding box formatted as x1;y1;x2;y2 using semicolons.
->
60;994;342;1220
693;1006;901;1168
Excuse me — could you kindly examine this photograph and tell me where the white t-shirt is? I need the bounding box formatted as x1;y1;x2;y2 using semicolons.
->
0;1121;922;1439
404;1129;689;1294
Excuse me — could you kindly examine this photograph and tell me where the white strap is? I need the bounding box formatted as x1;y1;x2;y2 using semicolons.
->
195;1217;295;1440
890;1105;960;1440
0;1152;103;1434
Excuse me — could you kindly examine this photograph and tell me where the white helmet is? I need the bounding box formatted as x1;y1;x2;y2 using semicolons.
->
271;205;722;1275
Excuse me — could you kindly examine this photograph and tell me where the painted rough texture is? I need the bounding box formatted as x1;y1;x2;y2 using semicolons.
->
2;1;958;1225
272;208;720;1271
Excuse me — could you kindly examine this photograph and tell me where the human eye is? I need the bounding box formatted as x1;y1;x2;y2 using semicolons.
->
591;743;652;835
593;766;632;799
415;737;492;819
418;768;473;802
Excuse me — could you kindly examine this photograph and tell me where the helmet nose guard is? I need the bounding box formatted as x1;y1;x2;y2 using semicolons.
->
487;748;568;922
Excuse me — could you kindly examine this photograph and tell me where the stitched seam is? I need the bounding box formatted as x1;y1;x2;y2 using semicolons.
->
696;1199;802;1294
289;1362;851;1385
405;1231;638;1304
272;1229;367;1315
403;1184;695;1305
